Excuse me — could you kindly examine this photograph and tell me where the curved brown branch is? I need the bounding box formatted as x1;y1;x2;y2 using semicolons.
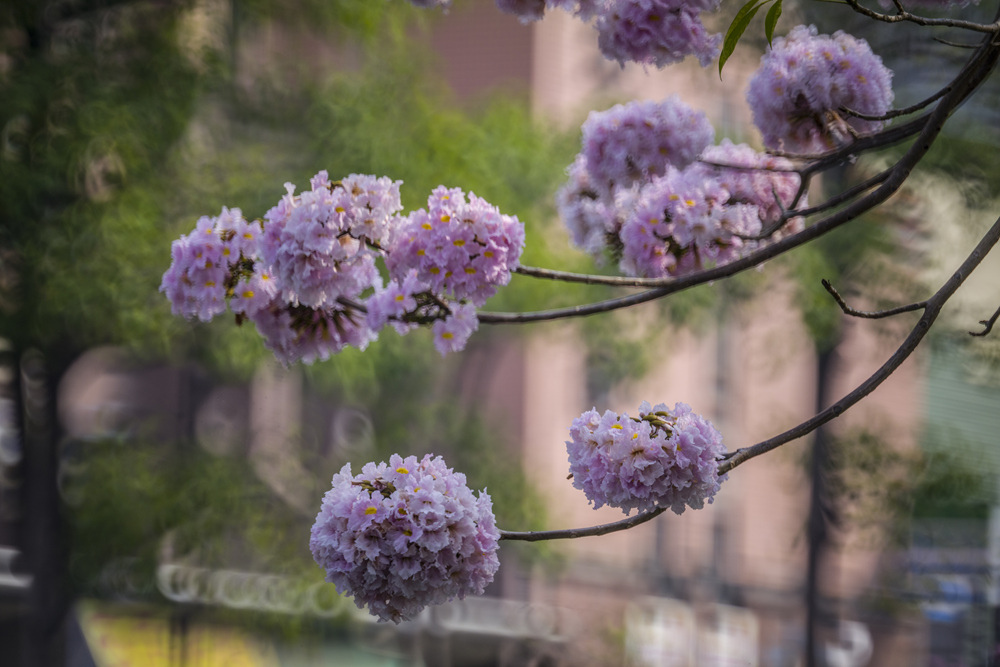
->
719;214;1000;475
499;507;667;541
841;86;948;121
970;303;1000;336
822;279;928;318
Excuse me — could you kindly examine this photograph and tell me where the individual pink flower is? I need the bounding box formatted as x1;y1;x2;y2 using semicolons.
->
432;303;479;356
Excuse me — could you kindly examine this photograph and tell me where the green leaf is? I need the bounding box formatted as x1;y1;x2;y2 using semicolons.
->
719;0;773;78
764;0;783;47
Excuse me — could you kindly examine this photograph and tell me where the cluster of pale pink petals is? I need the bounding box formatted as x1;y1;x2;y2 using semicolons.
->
747;25;894;153
161;173;524;362
310;454;501;623
619;167;762;278
160;207;263;322
556;98;804;278
596;0;722;68
581;96;715;197
382;186;523;355
566;401;727;515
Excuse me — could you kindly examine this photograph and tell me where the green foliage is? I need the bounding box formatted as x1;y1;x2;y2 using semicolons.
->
66;438;315;596
719;0;780;77
0;4;203;359
827;425;996;547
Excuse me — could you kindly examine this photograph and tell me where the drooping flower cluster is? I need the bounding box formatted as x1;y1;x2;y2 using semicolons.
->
160;207;261;322
618;167;762;278
696;140;803;234
260;172;401;309
557;98;804;278
566;401;727;515
746;25;894;153
162;173;525;362
596;0;723;68
309;454;501;623
581;96;715;197
380;186;524;354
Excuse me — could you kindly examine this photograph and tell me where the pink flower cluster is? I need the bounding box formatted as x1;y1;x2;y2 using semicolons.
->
309;454;501;623
581;96;715;197
566;401;727;515
260;172;401;309
596;0;722;68
162;173;525;362
380;186;524;355
160;207;262;322
557;99;804;278
619;167;761;278
747;25;894;153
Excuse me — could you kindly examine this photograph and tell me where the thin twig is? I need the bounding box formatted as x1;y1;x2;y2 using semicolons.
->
970;303;1000;336
696;158;802;173
720;214;1000;475
933;37;981;50
844;0;1000;32
499;508;666;541
822;279;928;318
841;86;949;121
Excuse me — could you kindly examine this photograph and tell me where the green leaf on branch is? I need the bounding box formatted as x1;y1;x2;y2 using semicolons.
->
764;0;783;47
719;0;775;77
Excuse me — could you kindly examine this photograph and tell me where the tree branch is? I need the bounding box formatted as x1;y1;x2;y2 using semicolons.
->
844;0;1000;32
970;303;1000;336
499;507;667;541
822;279;928;318
841;85;948;120
719;213;1000;475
